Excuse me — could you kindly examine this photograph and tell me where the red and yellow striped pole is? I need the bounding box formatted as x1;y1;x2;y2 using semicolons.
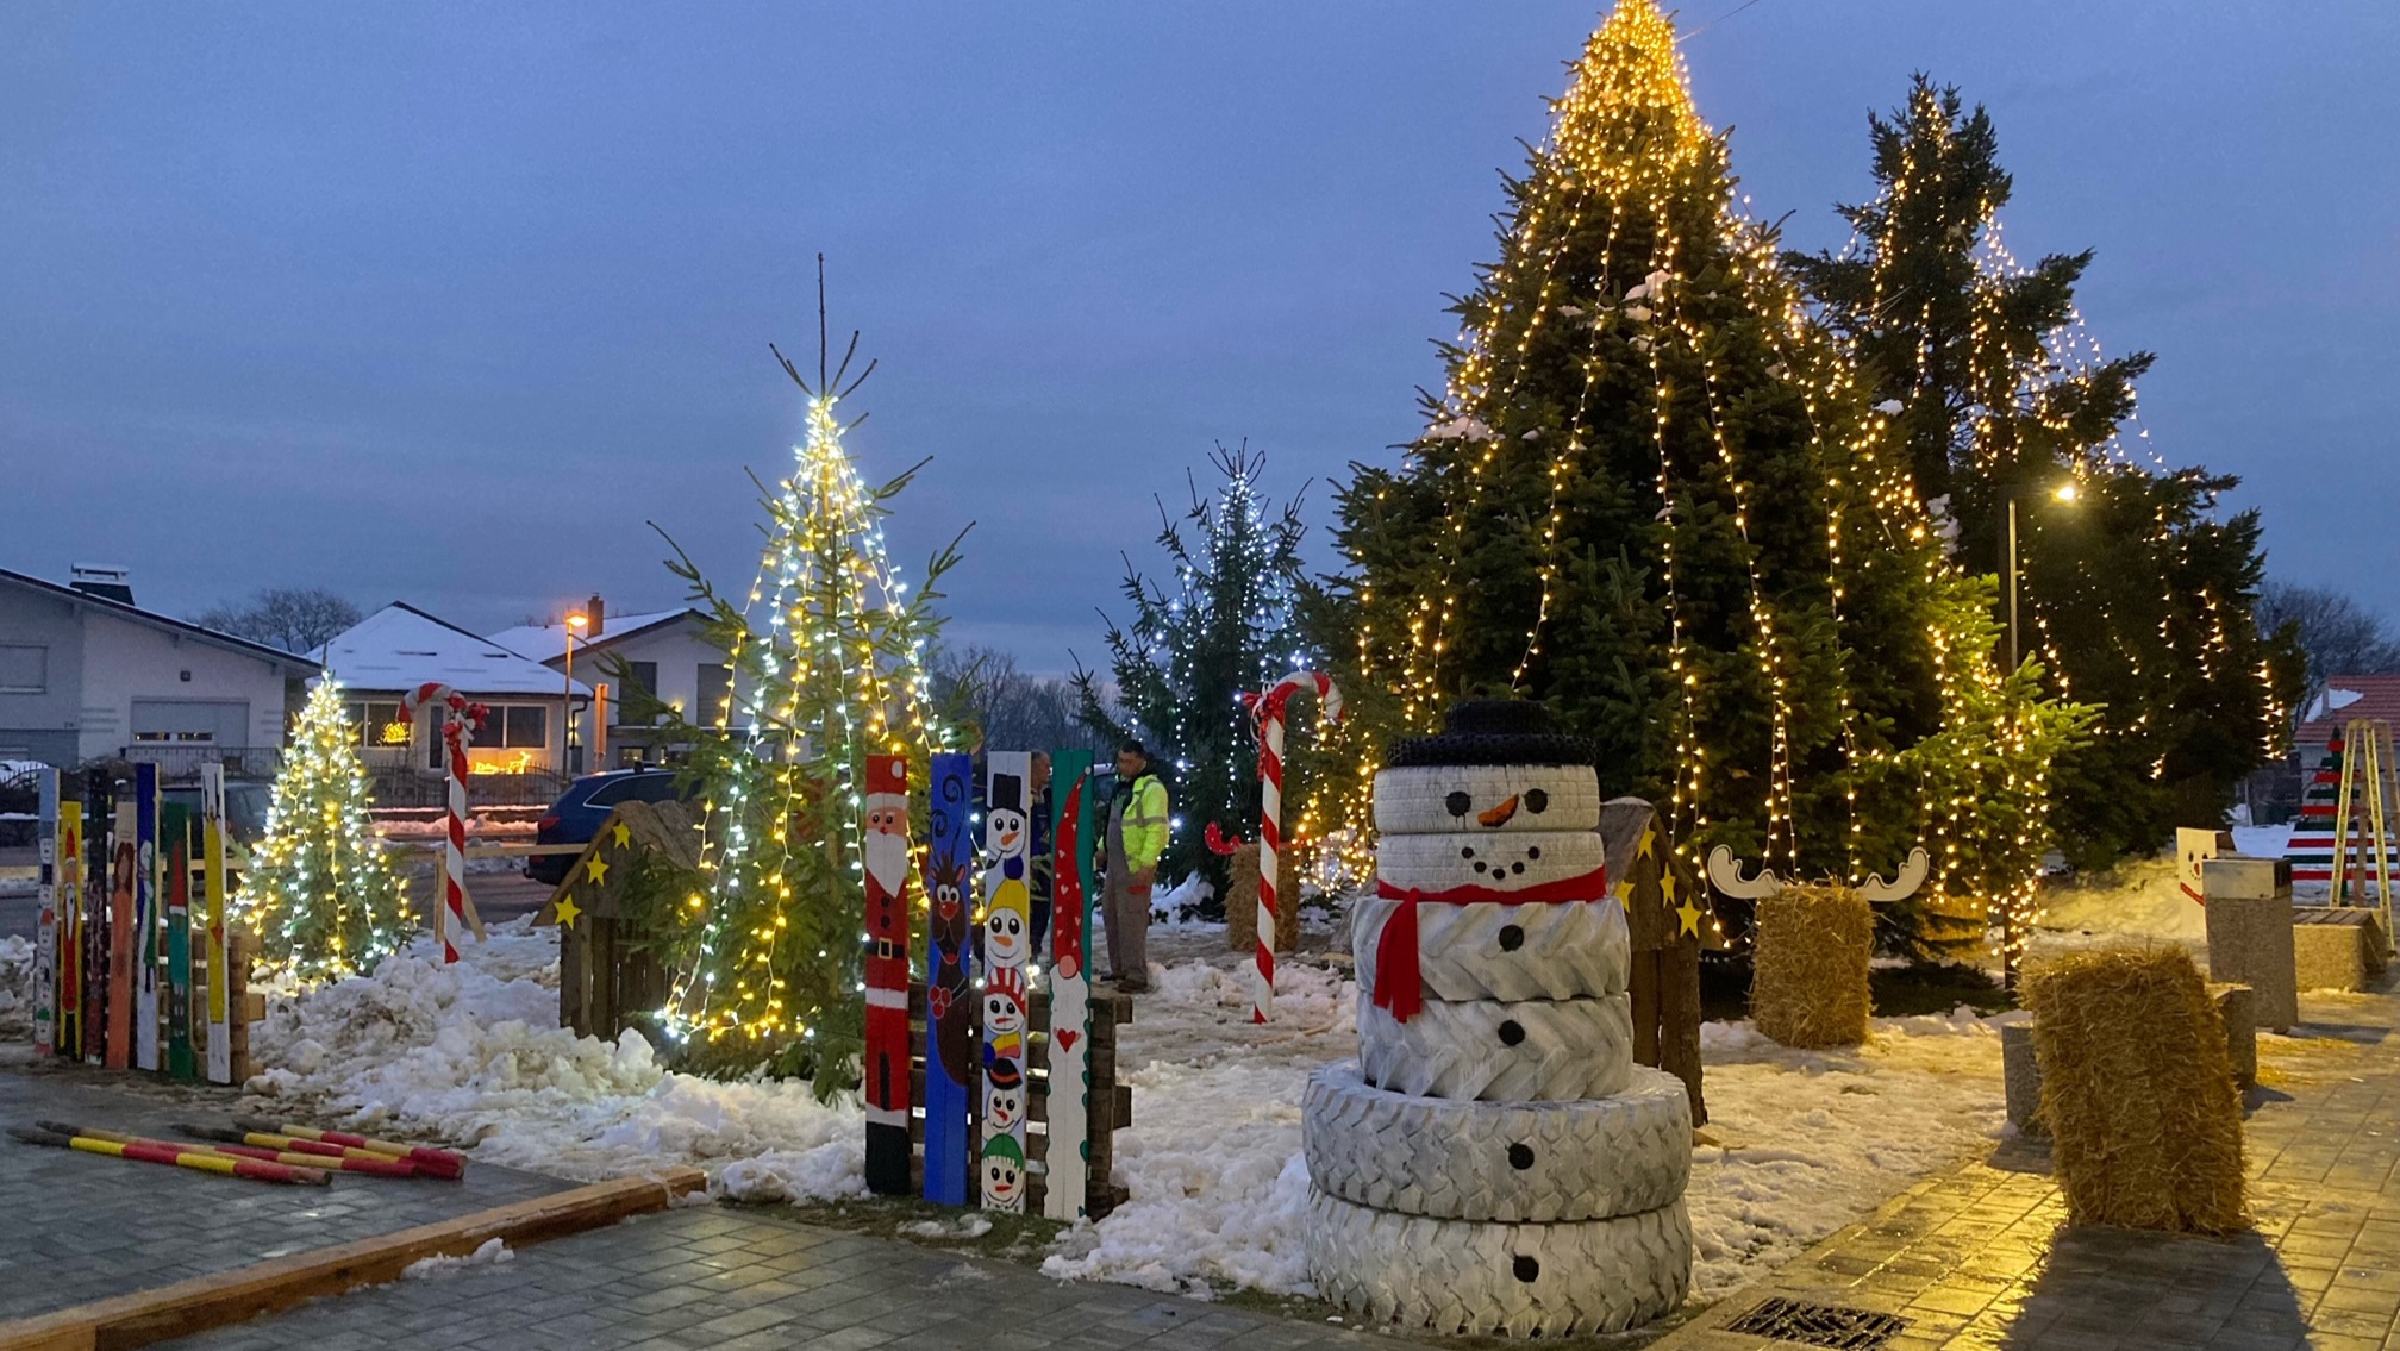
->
11;1126;328;1185
235;1118;468;1179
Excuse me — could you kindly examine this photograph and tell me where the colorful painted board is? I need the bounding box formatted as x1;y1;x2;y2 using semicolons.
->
164;803;195;1081
1042;750;1097;1220
202;765;233;1085
33;767;58;1056
106;801;135;1071
861;754;915;1195
133;764;161;1072
920;751;975;1206
58;801;83;1061
979;752;1033;1213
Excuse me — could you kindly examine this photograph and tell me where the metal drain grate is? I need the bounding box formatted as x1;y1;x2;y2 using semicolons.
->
1723;1297;1909;1349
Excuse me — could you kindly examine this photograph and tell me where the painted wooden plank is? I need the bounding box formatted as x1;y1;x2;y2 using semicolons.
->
105;799;136;1072
1041;751;1096;1220
919;750;975;1206
132;765;162;1072
861;754;914;1195
57;801;83;1062
201;765;233;1085
163;803;195;1081
32;768;58;1056
979;751;1034;1213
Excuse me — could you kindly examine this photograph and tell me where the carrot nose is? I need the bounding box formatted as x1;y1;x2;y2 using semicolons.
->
1477;795;1520;828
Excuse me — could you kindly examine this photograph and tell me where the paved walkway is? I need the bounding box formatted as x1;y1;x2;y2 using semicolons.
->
0;1046;568;1321
154;1203;1420;1351
1659;981;2400;1351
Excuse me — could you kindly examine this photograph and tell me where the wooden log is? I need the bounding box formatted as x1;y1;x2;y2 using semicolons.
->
1659;936;1706;1126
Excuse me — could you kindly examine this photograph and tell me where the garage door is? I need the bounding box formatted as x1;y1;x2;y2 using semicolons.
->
131;699;251;747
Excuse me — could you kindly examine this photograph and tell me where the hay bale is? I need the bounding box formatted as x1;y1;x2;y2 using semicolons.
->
1751;883;1873;1049
2024;946;2245;1234
1224;839;1264;955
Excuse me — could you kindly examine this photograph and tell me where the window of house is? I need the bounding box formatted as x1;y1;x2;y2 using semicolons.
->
349;701;406;748
696;663;732;725
0;645;46;694
623;661;660;726
480;705;549;750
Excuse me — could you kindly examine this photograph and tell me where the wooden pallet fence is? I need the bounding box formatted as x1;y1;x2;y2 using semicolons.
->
905;981;1132;1220
541;800;694;1039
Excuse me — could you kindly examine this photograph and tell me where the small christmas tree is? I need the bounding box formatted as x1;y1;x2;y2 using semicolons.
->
1073;445;1317;899
660;296;961;1081
236;674;410;986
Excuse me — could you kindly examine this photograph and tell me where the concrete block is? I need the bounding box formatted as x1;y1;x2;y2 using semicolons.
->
2293;921;2368;993
2203;858;2298;1031
2001;1022;2048;1138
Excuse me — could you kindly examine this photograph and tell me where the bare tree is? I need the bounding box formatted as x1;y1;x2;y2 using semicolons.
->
2257;581;2400;710
930;644;1108;753
196;588;364;656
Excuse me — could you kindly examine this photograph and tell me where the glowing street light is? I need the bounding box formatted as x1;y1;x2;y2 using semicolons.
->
2007;482;2082;672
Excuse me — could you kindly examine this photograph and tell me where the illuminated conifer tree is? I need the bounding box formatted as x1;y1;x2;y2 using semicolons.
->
236;675;409;986
662;316;960;1080
1318;0;2088;959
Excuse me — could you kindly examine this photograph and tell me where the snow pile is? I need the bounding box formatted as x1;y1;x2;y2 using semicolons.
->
2036;857;2204;944
244;919;863;1196
0;935;32;1032
402;1238;513;1280
901;1214;995;1241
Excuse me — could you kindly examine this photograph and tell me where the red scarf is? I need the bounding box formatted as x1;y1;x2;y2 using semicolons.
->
1371;866;1608;1023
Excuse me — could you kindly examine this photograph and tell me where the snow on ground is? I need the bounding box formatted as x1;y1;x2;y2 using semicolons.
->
242;918;2006;1309
0;934;32;1033
2035;857;2205;946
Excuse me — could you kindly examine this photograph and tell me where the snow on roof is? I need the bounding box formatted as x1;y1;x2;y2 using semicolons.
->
486;608;705;663
2297;674;2400;745
327;603;592;698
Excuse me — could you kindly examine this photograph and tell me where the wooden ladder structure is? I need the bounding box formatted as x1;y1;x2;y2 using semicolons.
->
2330;717;2400;943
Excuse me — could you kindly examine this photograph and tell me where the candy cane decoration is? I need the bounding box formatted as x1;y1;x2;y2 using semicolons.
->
1245;670;1342;1023
399;682;489;963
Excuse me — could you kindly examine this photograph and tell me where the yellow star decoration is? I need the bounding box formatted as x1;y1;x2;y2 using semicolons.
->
584;854;611;886
553;893;582;929
1636;828;1658;862
1663;867;1704;937
610;822;632;849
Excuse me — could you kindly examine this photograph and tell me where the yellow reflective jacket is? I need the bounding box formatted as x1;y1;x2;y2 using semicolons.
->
1118;773;1170;872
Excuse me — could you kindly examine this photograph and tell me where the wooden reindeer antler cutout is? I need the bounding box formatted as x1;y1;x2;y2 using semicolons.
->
1704;845;1782;900
1858;848;1930;904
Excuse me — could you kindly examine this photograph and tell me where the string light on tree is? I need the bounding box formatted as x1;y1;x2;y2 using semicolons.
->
234;674;409;987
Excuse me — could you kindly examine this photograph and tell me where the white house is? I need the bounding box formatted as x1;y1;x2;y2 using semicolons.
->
326;603;592;782
488;599;729;768
0;564;317;776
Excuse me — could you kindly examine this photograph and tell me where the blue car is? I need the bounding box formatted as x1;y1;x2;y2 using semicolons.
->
529;769;695;883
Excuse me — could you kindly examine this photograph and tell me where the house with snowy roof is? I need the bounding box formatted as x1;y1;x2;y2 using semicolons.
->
487;596;728;769
325;603;591;790
0;563;317;776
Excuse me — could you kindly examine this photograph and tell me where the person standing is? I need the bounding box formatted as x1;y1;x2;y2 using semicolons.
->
1103;739;1169;993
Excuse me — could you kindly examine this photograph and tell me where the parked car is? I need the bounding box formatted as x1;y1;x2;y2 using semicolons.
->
529;769;695;883
161;781;275;848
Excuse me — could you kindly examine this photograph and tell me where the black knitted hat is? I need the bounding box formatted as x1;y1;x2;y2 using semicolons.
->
1384;699;1597;768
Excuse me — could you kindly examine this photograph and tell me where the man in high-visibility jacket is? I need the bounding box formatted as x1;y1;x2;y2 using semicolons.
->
1103;739;1170;993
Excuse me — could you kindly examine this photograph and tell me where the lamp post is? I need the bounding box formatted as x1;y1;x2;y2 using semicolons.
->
564;611;589;775
2005;481;2080;673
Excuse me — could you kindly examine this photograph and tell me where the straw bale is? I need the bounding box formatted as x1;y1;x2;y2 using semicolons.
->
2024;945;2245;1234
1751;883;1873;1049
1224;839;1265;954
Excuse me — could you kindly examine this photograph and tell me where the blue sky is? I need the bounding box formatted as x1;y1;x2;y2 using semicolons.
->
4;3;2394;671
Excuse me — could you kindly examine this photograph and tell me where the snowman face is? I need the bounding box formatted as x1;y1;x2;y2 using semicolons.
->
986;1082;1025;1129
1374;829;1609;899
986;806;1027;857
984;989;1027;1037
982;1147;1024;1204
1373;764;1599;836
985;905;1027;964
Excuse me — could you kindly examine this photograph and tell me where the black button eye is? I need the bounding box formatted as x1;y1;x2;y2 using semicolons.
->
1524;789;1549;814
1445;791;1471;818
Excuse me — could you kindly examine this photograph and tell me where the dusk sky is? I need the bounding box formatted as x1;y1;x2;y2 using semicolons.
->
5;3;2394;671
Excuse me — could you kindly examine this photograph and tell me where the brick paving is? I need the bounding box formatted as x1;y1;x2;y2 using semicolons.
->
153;1204;1424;1351
0;1047;569;1322
1658;983;2400;1351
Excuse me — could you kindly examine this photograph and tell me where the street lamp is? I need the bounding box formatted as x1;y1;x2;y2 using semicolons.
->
564;611;589;775
2005;481;2082;673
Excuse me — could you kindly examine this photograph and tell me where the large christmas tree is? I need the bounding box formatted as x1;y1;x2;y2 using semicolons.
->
1318;0;2085;952
1789;77;2301;866
663;324;961;1079
1075;445;1317;896
236;675;410;986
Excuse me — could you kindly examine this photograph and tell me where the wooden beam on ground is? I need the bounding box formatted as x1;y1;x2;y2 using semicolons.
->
0;1168;705;1351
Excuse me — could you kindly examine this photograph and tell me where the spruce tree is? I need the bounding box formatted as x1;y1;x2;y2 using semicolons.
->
1791;77;2302;866
1075;445;1316;900
237;675;410;986
1317;0;2087;958
661;325;962;1083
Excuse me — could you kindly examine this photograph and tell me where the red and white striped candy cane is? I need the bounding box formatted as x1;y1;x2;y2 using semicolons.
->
1245;670;1342;1024
399;682;489;963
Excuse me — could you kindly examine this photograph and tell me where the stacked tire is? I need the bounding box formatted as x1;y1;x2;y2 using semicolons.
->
1302;703;1692;1338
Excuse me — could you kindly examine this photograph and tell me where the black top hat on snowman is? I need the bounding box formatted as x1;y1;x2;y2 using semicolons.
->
1383;699;1597;771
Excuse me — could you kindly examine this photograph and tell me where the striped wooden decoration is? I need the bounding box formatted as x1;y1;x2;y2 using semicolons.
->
980;751;1034;1213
